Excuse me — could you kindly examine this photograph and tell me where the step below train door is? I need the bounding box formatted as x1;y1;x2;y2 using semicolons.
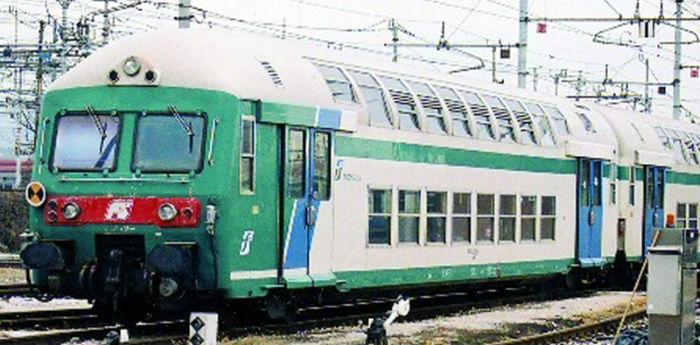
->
643;166;666;256
280;126;334;288
577;158;604;267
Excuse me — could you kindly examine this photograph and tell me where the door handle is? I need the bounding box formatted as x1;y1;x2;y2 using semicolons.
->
306;204;317;227
588;209;595;226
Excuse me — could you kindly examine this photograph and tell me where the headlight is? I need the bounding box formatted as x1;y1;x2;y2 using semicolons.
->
158;203;178;221
63;203;81;220
122;56;141;76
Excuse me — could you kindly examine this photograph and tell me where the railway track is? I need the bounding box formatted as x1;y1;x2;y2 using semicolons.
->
487;307;647;345
0;255;21;269
0;285;597;344
0;284;32;298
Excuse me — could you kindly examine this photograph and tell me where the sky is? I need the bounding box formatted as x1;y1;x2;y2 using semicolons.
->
2;0;700;158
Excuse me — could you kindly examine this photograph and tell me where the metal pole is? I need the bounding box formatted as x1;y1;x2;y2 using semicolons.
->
102;0;110;44
645;58;651;113
576;70;583;98
517;0;528;89
533;67;538;92
673;0;682;120
492;47;497;83
390;19;398;62
178;0;191;29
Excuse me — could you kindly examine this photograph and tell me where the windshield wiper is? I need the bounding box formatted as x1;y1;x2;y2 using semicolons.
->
86;105;107;153
167;105;195;153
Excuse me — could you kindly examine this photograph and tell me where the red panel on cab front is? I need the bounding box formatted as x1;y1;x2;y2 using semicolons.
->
44;197;201;228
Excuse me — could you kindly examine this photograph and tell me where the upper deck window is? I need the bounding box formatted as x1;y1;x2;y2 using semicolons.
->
523;102;555;146
52;113;120;171
380;76;420;132
347;70;392;128
681;131;699;165
460;90;494;140
406;81;446;135
543;106;570;135
504;99;536;145
666;128;689;163
482;94;516;143
436;86;471;137
313;64;356;103
133;112;206;173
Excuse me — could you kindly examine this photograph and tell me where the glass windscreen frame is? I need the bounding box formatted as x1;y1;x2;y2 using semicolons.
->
132;111;208;174
50;111;122;172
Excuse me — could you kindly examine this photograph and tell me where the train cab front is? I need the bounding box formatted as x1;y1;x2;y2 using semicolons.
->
19;97;219;315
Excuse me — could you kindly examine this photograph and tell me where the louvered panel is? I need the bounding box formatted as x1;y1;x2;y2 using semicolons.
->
491;108;511;121
469;103;490;118
445;100;466;112
259;61;283;87
390;91;415;105
419;95;442;110
513;111;531;124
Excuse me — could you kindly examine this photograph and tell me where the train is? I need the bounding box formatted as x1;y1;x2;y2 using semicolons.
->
19;28;700;319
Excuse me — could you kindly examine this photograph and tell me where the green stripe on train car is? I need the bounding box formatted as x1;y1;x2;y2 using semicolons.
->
334;258;574;290
667;171;700;186
336;136;577;174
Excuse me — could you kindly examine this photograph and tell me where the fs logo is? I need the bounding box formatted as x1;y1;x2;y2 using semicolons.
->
333;160;345;181
239;230;255;256
105;199;134;221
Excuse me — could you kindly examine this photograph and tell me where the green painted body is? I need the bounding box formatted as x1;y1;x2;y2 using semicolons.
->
28;84;700;305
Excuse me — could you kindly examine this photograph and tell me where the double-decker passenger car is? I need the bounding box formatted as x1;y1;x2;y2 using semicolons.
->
20;29;700;317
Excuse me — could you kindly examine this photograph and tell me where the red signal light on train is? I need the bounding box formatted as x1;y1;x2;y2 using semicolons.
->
537;23;547;33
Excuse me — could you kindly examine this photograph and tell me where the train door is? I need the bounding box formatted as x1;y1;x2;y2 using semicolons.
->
577;158;604;267
643;166;665;256
280;127;333;282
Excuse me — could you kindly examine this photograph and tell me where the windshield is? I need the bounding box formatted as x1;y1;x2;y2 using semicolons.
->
52;114;120;171
133;114;206;173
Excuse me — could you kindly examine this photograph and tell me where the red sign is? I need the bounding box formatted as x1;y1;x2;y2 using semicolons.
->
691;67;698;78
537;23;547;33
44;196;201;228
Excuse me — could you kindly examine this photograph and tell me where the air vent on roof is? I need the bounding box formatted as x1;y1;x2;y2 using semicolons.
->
259;61;283;87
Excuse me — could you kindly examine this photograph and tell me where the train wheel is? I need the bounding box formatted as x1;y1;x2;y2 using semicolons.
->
264;292;298;322
565;269;581;290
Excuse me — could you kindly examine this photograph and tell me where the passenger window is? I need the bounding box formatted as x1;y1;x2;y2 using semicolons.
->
398;190;420;244
287;129;305;198
406;81;446;135
451;192;472;243
436;86;471;137
524;102;555;146
313;64;356;103
678;203;699;229
482;94;516;143
499;195;516;242
312;132;331;200
504;99;536;145
368;188;392;245
520;195;537;241
477;194;495;243
240;117;256;194
427;191;447;243
347;70;392;128
460;90;494;140
576;113;596;134
380;76;420;132
543;106;570;135
540;196;556;240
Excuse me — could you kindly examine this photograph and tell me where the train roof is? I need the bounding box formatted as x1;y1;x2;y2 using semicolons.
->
49;29;700;170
